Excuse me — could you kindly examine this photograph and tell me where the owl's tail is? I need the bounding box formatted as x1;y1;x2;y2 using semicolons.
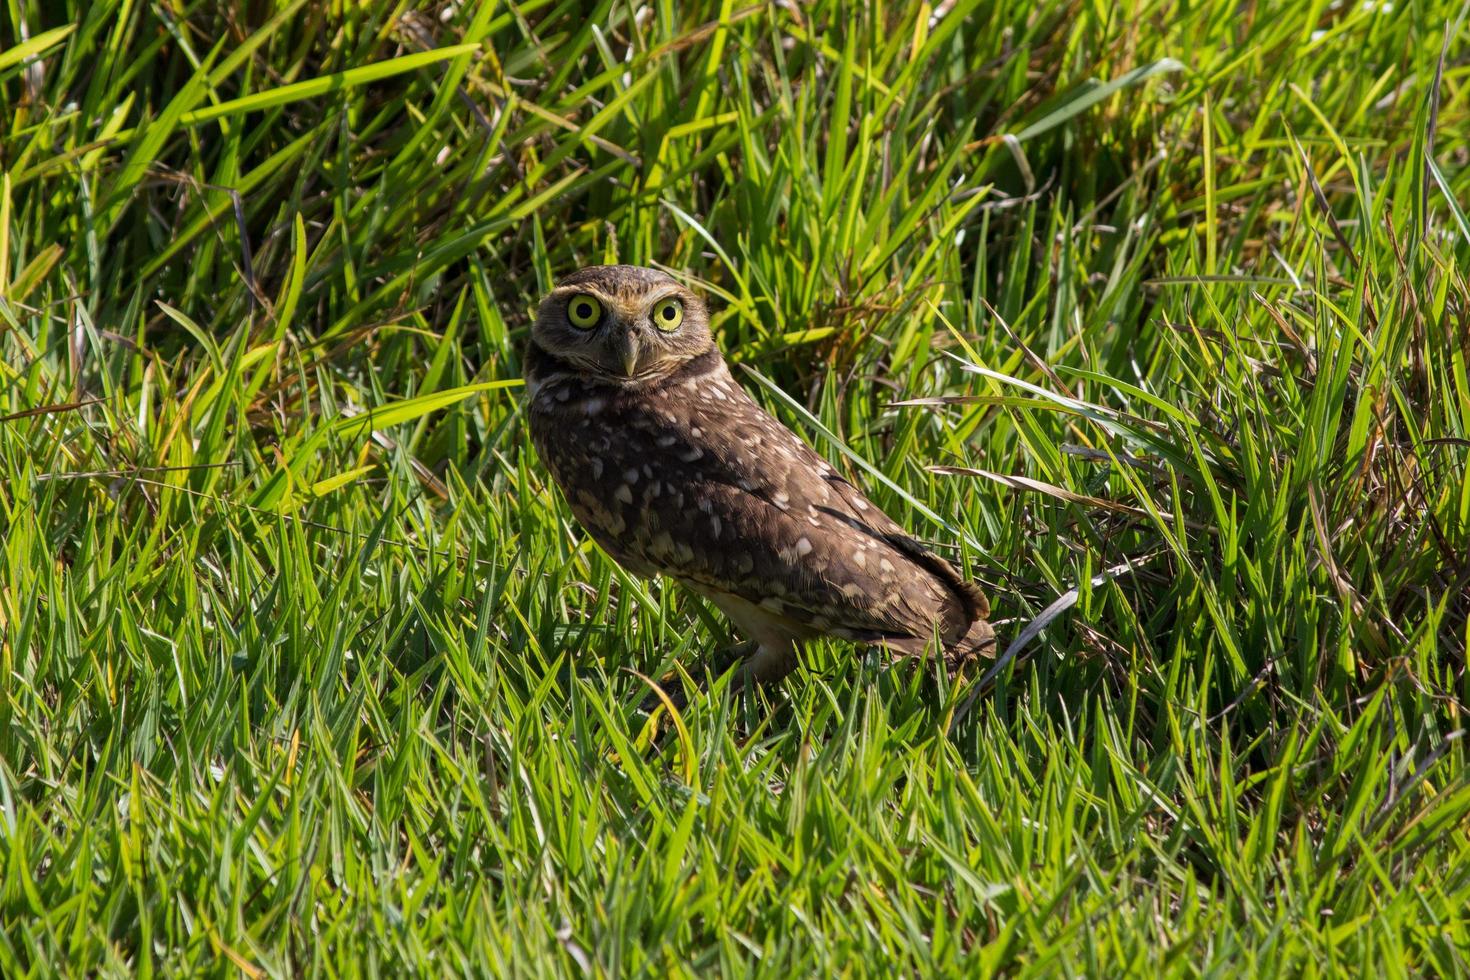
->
870;600;995;664
882;533;995;663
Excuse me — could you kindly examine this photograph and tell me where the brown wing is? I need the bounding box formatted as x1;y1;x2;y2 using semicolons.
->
530;352;982;649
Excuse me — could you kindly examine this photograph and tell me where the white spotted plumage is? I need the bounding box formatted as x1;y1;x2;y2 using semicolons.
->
525;265;994;683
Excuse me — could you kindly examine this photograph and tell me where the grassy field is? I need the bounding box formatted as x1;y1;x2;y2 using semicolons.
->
2;0;1468;974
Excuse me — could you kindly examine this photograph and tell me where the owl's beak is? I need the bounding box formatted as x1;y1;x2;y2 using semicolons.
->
612;328;640;378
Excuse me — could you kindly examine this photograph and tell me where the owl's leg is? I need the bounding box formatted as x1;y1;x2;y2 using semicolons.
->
698;590;808;687
638;587;807;715
637;637;795;716
736;639;800;685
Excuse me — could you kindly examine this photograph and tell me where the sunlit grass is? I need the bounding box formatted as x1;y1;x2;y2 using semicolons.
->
1;0;1467;974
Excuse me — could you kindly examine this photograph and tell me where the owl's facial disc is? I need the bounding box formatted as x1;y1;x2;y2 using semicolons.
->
531;266;714;386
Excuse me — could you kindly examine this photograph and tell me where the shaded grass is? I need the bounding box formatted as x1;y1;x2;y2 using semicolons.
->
1;0;1468;974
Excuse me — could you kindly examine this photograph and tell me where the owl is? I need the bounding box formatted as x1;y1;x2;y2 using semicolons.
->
525;264;994;686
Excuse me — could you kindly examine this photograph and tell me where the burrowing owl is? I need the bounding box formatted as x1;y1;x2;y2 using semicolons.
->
525;264;994;685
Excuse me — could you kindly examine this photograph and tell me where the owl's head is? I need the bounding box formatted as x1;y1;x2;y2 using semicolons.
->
531;265;713;384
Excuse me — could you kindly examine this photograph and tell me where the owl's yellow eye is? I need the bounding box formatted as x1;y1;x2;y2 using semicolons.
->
566;294;602;329
652;298;684;331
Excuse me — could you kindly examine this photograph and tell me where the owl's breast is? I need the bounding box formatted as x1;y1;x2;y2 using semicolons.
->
528;383;700;576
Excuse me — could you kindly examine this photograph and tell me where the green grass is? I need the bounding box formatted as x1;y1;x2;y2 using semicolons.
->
2;0;1468;974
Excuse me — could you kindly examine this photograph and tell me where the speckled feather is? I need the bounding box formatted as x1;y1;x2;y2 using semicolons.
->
526;265;993;680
